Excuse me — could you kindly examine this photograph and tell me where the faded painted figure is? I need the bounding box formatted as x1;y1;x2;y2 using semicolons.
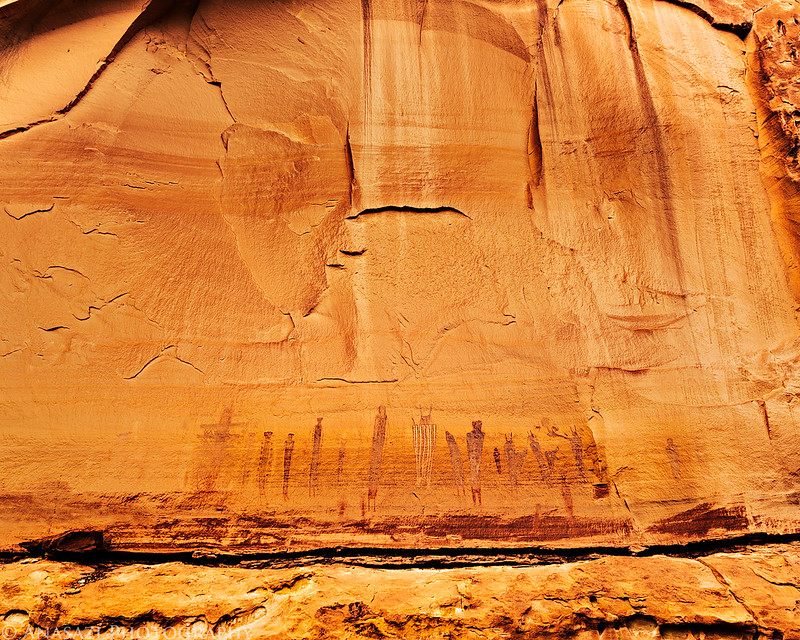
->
367;406;388;511
337;439;347;516
540;419;561;475
309;418;323;497
563;426;587;481
546;419;587;481
412;409;436;489
545;447;559;473
445;431;465;496
196;407;242;494
528;429;552;487
283;433;295;501
561;475;574;519
239;432;256;489
503;435;527;494
466;421;485;506
666;438;681;480
257;431;273;504
337;439;346;487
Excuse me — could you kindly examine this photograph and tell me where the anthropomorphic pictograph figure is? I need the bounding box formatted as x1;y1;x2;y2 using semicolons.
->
257;431;273;504
412;409;436;489
466;421;485;506
309;418;323;497
196;407;243;495
283;433;295;501
666;438;681;480
545;446;560;474
563;426;587;481
503;434;527;494
528;428;552;487
544;418;587;481
367;406;387;511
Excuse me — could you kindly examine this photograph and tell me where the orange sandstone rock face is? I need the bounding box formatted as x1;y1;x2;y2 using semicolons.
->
1;0;800;551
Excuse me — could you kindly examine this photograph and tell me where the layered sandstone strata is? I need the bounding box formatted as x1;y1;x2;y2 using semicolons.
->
1;547;800;639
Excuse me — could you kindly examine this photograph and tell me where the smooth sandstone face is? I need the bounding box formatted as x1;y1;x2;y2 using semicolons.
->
1;0;799;551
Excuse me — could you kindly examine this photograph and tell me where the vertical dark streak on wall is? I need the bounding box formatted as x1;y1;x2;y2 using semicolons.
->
746;33;800;306
345;125;358;206
529;90;543;189
361;0;372;103
533;0;553;200
615;0;685;291
418;0;429;45
756;399;772;439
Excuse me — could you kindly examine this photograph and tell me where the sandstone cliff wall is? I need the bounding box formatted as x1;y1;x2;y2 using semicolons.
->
1;0;800;552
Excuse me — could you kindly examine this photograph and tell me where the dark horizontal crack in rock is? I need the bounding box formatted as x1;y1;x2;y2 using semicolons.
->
8;530;800;570
347;205;471;219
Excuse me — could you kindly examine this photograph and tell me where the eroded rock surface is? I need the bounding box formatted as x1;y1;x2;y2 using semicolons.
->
2;547;800;639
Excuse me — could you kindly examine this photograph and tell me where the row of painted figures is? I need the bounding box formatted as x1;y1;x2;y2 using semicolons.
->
195;407;611;509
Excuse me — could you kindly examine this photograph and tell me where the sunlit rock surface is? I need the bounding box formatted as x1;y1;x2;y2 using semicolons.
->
2;547;800;639
1;0;800;552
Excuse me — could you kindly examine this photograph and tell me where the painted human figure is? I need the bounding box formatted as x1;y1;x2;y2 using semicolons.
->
283;433;295;501
309;418;323;497
337;439;347;515
493;447;502;475
528;429;552;487
503;434;527;494
544;446;559;473
367;406;387;511
466;421;485;506
546;418;587;481
197;407;242;495
564;426;587;481
542;417;561;475
257;431;273;504
666;438;681;480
